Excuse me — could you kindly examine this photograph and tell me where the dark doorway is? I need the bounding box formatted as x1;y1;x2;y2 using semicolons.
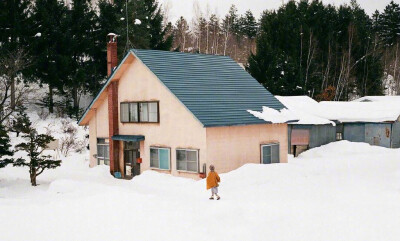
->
123;141;140;179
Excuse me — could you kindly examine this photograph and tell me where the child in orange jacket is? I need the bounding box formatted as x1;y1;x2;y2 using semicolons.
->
206;165;220;200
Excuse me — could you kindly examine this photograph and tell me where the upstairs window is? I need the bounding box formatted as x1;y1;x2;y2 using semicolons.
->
121;102;158;123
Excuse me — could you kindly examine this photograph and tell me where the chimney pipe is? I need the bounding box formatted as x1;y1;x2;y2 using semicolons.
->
107;33;118;76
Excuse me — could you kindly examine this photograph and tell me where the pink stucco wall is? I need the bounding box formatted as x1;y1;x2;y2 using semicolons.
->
206;123;288;174
88;95;109;167
115;56;207;178
87;53;288;179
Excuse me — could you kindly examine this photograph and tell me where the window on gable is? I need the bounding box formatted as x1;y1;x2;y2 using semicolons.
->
120;102;158;123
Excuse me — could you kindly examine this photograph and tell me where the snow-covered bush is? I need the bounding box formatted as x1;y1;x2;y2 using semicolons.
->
59;120;86;156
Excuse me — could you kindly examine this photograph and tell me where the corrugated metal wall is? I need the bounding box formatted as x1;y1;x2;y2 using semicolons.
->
391;122;400;148
288;124;336;153
343;123;366;143
365;123;391;148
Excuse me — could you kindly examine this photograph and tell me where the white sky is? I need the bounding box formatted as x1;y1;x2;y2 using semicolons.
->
160;0;397;23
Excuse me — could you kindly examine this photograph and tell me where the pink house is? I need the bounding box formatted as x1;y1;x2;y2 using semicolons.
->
78;36;288;179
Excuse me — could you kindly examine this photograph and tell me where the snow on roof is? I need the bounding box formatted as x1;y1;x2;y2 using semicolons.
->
318;101;400;123
247;107;297;124
353;96;400;103
275;96;335;125
275;96;400;124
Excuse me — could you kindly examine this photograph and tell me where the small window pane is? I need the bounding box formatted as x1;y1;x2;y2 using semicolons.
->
129;103;138;122
159;149;170;170
140;103;149;122
271;145;279;163
148;102;158;122
176;150;186;161
105;146;109;159
187;161;197;172
121;103;129;122
150;148;159;168
177;160;187;170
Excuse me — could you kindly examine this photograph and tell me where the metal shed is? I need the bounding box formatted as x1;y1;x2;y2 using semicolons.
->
288;124;336;155
338;121;400;148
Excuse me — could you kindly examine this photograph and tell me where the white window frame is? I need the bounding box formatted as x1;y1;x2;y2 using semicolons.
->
120;102;159;123
261;143;280;164
176;149;199;173
97;138;110;165
150;147;171;170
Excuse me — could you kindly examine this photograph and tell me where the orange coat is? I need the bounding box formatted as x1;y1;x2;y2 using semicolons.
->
206;171;220;190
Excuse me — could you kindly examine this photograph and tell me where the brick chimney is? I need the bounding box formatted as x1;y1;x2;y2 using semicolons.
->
107;33;119;175
107;33;118;76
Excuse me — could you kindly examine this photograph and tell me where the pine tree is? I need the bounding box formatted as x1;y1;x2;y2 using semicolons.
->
64;0;98;118
0;124;13;168
174;16;190;52
0;0;33;109
29;0;69;113
239;10;258;39
123;0;173;51
13;112;61;186
221;5;239;56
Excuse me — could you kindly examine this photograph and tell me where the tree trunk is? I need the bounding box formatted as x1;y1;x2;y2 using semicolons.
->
394;41;399;93
30;167;37;186
10;75;15;110
49;85;54;113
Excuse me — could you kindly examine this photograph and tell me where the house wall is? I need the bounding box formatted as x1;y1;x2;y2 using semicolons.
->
116;57;207;179
88;95;109;167
206;123;288;174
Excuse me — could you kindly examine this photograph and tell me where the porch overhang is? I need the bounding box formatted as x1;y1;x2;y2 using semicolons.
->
111;135;145;142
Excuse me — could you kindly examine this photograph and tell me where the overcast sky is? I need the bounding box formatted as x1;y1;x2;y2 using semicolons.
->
159;0;396;23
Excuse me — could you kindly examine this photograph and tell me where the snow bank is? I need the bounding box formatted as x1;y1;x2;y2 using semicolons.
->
1;141;400;241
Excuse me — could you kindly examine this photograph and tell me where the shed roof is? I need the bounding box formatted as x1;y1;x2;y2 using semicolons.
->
78;49;285;127
318;101;400;123
274;96;400;123
275;96;334;125
353;96;400;103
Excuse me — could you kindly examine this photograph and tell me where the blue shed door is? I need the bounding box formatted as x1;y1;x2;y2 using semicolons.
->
261;144;280;164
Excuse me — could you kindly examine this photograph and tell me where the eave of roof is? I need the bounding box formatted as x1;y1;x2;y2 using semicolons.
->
78;51;134;126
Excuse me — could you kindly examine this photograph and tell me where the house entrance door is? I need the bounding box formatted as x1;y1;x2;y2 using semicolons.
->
124;141;140;179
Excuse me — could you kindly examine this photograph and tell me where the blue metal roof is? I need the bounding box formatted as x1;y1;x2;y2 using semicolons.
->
131;49;285;127
112;135;145;142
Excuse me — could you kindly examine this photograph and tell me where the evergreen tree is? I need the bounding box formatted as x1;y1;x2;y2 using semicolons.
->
0;0;33;109
377;1;400;46
173;16;190;51
13;112;61;186
239;10;258;39
221;5;239;55
64;0;98;118
0;124;13;168
29;0;69;113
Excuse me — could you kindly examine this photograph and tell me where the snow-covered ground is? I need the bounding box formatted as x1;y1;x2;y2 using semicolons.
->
1;138;400;240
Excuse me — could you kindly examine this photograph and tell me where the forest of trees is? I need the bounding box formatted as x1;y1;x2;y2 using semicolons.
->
1;0;400;122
